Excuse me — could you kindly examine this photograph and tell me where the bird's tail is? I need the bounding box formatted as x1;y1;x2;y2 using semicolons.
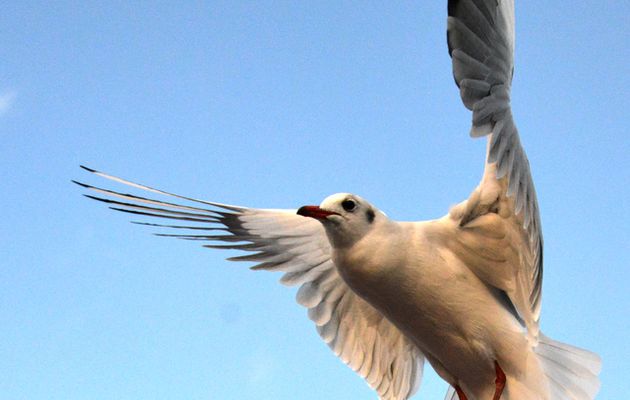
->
442;334;601;400
534;333;601;399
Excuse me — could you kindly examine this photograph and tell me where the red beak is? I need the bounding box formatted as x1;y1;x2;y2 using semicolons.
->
297;205;338;220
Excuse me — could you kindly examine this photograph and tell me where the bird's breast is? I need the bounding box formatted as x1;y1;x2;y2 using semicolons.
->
332;222;520;386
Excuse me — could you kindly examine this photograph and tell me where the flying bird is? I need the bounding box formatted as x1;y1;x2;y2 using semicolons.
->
75;1;601;399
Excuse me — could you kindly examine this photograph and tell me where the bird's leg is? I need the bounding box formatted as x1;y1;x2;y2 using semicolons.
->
492;361;506;400
455;385;468;400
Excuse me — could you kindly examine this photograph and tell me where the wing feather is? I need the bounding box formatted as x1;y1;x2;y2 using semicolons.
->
447;0;543;336
75;167;424;400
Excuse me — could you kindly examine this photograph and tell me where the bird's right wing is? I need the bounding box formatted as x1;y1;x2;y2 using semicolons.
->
74;166;424;400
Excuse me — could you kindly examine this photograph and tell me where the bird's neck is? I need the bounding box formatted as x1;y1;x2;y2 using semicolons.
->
332;220;408;298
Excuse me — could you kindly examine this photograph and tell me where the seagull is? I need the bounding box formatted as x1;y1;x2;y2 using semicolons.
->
75;1;601;399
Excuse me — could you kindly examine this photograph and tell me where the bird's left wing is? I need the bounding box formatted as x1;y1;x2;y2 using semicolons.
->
74;166;424;400
445;0;543;337
444;386;459;400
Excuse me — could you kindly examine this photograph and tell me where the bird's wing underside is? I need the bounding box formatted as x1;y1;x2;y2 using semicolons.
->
444;386;459;400
74;166;424;400
446;0;543;337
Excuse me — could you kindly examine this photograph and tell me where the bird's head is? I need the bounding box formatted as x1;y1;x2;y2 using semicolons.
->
297;193;381;248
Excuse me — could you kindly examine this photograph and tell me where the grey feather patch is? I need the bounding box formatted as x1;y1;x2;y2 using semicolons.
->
449;1;495;47
488;120;509;163
317;315;340;344
317;313;339;346
279;262;329;286
308;301;335;326
296;282;324;308
459;79;491;109
496;135;516;179
507;160;522;197
470;122;493;138
472;90;510;127
452;49;492;87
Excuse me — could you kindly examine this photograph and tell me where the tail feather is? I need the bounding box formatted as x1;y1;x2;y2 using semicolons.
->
442;333;600;400
536;334;601;400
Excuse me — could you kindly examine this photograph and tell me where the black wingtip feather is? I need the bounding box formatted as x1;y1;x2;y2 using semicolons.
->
447;29;456;58
80;165;97;173
71;179;90;188
130;221;225;231
447;0;461;17
83;194;112;204
108;207;216;223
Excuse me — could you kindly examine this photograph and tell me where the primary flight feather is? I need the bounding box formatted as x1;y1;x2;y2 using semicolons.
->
76;1;601;399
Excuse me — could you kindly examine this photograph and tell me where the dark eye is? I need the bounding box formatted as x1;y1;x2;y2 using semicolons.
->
341;199;357;212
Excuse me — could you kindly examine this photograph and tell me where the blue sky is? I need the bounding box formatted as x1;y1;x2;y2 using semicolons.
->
1;2;628;399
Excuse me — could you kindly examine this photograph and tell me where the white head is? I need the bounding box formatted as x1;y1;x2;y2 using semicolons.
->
297;193;382;248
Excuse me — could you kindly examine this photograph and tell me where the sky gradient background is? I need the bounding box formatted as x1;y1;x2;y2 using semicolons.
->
1;2;629;399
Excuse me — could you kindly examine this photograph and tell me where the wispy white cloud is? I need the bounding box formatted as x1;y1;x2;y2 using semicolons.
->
0;90;17;116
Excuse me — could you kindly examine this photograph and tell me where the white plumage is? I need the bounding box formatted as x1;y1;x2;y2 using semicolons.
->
76;1;601;399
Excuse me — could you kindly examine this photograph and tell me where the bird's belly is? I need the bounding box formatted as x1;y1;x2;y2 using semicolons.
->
338;249;529;396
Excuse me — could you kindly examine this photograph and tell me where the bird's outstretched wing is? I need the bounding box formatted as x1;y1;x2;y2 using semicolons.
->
74;166;424;400
444;386;459;400
446;0;543;337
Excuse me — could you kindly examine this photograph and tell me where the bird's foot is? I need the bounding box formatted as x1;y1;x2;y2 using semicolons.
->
492;361;506;400
453;360;505;400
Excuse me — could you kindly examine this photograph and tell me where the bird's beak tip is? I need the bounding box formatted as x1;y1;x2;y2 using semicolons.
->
297;205;337;220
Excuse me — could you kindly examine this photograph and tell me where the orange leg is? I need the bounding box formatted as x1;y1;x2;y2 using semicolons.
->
492;361;506;400
455;385;468;400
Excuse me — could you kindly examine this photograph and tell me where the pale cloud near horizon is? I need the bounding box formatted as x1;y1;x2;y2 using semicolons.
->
0;90;17;116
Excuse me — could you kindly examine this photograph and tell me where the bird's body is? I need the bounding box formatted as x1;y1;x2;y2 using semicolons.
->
329;209;541;399
76;1;602;399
